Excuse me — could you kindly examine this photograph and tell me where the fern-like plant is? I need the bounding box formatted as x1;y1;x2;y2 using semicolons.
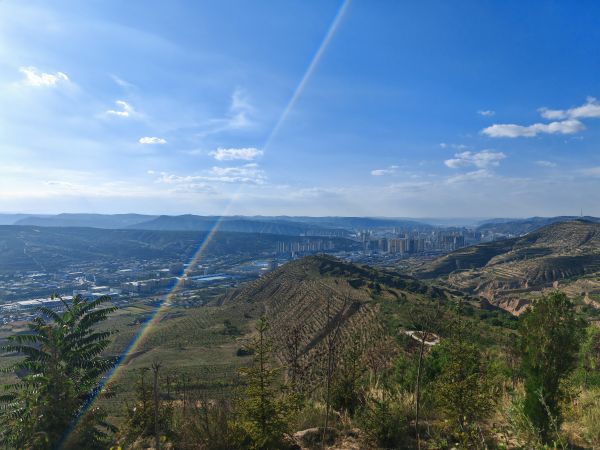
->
0;295;117;449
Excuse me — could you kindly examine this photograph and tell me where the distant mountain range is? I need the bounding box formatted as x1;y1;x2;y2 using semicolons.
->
416;219;600;315
2;213;600;237
0;213;438;235
13;213;157;229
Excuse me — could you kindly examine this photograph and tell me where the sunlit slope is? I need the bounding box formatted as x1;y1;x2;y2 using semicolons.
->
223;254;509;390
416;220;600;314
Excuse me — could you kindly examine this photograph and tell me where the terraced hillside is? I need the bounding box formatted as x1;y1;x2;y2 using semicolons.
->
223;255;508;391
476;215;600;236
416;220;600;314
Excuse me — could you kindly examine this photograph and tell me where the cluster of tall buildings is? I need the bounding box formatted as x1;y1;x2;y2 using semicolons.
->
359;230;471;255
275;239;337;255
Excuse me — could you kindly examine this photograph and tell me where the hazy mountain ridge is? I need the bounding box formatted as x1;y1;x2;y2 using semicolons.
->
13;213;158;229
0;226;360;274
476;216;600;236
127;214;345;236
1;213;440;233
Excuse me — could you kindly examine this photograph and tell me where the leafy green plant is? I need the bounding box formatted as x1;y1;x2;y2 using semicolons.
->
519;292;584;443
236;318;296;450
0;295;116;449
357;386;411;448
431;339;497;448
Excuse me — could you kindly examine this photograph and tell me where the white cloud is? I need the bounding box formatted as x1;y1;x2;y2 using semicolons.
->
535;160;557;168
210;147;263;161
539;97;600;120
19;66;69;87
447;169;493;184
139;136;167;145
478;110;495;117
444;150;506;169
154;163;266;186
483;97;600;138
107;100;135;117
538;108;568;120
371;165;399;176
482;119;584;138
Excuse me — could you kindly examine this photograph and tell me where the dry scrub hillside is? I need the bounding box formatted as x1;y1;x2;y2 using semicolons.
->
416;220;600;315
223;255;467;391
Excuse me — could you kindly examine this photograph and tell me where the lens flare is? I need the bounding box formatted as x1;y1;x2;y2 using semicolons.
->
59;1;350;445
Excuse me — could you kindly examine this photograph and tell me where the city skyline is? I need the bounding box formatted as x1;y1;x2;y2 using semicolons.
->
2;0;600;217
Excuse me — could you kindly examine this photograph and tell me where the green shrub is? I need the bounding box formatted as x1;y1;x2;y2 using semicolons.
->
357;388;411;448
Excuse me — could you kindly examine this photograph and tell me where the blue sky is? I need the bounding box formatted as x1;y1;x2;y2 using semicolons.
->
2;0;600;217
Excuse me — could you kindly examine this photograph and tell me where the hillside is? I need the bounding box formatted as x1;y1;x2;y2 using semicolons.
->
222;255;512;390
416;220;600;314
0;254;522;447
97;254;511;405
476;216;600;236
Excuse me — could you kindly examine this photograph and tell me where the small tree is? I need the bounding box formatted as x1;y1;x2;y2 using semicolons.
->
118;367;175;447
0;295;116;449
330;333;364;415
432;339;497;447
321;287;351;443
411;302;442;450
237;317;294;450
358;387;410;449
519;292;583;443
578;326;600;388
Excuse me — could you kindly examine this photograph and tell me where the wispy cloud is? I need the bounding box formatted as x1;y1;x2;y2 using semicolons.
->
210;147;263;161
106;100;135;117
580;167;600;177
110;75;136;89
19;66;69;87
447;169;493;184
371;165;399;176
444;150;506;169
439;143;468;150
535;160;557;168
153;163;266;185
477;109;495;117
196;88;256;137
139;136;167;145
229;88;253;128
209;164;266;184
482;120;584;138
